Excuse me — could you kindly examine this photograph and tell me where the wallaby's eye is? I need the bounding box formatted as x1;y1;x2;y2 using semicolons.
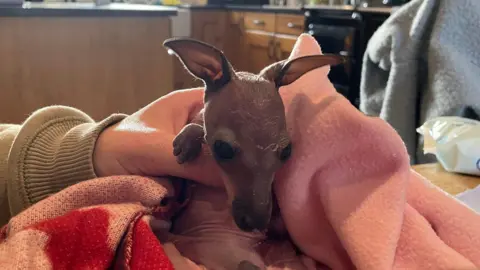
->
213;140;236;161
279;143;292;162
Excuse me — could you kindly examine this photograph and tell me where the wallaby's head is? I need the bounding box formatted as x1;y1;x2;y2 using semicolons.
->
164;37;343;232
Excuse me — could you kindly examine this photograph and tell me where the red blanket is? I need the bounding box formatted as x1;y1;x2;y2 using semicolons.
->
0;176;180;269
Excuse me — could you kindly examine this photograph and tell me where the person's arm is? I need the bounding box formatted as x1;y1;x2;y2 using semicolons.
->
1;106;126;220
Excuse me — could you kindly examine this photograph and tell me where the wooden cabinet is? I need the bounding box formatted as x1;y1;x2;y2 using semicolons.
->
274;34;298;61
229;11;305;74
275;14;305;36
191;11;228;50
223;12;249;72
172;11;229;89
172;10;305;89
244;30;276;73
244;12;276;32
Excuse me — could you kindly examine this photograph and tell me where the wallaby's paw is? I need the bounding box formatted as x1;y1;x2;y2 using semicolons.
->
173;124;205;164
237;260;261;270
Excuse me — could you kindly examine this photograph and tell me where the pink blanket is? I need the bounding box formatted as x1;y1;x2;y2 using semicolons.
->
1;34;479;270
274;34;480;269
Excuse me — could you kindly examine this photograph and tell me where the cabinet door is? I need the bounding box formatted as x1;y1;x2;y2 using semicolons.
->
223;12;249;72
274;34;297;61
244;30;276;74
275;14;304;36
173;11;228;90
244;12;276;33
191;11;228;50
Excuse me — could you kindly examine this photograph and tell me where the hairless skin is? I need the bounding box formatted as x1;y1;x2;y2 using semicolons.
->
164;38;344;269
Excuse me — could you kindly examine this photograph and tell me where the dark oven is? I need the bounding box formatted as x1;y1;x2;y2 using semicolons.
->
304;9;365;108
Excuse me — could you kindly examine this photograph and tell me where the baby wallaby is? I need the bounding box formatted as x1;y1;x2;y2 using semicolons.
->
164;37;343;235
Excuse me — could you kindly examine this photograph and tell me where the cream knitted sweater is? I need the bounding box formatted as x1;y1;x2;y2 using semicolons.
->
0;106;125;225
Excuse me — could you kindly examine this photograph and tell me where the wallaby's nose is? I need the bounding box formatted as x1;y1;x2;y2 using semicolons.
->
236;214;256;232
232;198;270;232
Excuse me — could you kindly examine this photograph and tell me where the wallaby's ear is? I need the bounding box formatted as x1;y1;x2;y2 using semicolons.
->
259;54;345;88
164;38;232;90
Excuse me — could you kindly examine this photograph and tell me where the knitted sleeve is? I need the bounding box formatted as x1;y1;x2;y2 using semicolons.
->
6;106;126;217
0;124;21;225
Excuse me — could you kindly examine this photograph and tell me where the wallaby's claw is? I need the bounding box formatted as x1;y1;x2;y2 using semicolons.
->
237;261;261;270
173;123;205;164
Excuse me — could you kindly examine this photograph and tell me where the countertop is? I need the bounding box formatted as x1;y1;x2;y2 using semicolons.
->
182;4;395;15
413;163;480;195
303;4;354;11
178;4;303;14
0;2;397;17
304;4;395;14
0;2;177;17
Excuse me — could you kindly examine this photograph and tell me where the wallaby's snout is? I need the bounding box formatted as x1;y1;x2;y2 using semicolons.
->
232;194;272;232
164;37;344;232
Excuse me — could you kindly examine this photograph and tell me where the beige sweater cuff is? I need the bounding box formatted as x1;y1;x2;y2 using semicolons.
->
7;106;126;216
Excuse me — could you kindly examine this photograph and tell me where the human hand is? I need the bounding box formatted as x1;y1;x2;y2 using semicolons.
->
93;88;223;187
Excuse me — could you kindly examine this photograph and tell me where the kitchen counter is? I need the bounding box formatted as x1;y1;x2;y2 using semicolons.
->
0;2;398;17
0;2;177;17
413;163;480;195
178;4;303;14
179;4;395;15
357;6;398;14
304;4;394;14
303;4;354;11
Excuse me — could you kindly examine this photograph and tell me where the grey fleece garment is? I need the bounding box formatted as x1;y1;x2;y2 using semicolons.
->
360;0;480;164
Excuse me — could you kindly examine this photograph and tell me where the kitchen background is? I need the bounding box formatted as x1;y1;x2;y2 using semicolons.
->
0;0;409;123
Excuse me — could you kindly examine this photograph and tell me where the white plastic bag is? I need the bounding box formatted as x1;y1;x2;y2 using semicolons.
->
417;116;480;176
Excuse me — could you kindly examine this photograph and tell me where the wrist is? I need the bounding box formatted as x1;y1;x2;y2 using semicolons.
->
93;127;110;177
93;124;121;177
92;115;129;177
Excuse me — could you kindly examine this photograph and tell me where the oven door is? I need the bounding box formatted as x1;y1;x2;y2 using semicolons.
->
308;23;355;87
306;11;364;106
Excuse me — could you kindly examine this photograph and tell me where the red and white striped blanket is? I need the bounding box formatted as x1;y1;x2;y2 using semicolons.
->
0;176;182;270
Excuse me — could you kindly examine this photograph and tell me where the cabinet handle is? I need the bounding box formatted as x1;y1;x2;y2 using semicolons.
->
351;12;362;20
268;39;275;59
339;50;350;57
287;22;301;29
239;16;245;34
253;19;265;26
275;40;282;61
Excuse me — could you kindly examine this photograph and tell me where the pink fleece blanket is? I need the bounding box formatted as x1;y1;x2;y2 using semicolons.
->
274;34;480;269
1;34;479;270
